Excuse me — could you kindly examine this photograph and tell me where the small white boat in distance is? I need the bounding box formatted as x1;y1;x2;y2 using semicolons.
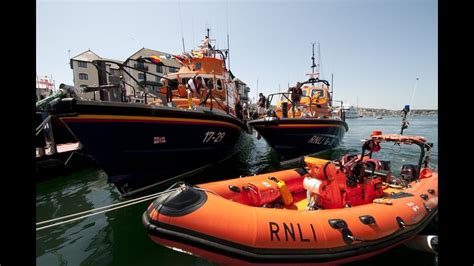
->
333;105;359;118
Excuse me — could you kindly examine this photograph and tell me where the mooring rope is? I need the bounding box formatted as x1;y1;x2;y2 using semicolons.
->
36;187;182;231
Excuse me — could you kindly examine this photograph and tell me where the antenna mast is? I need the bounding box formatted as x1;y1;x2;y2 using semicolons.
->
226;0;230;69
331;73;334;107
318;43;322;78
178;0;185;53
227;34;230;69
311;42;317;74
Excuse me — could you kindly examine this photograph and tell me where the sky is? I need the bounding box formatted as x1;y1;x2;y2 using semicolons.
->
36;0;437;109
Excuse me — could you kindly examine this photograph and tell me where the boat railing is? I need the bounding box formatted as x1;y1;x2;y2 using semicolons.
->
91;59;213;106
332;100;346;121
36;115;51;136
200;85;228;113
300;77;330;87
87;58;236;117
89;59;180;104
363;134;433;180
128;58;234;114
266;92;316;118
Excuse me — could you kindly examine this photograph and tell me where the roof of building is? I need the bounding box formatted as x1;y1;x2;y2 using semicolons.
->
102;58;124;69
71;50;102;62
126;48;182;68
233;78;247;86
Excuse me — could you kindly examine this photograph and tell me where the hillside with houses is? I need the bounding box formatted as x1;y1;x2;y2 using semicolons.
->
358;107;437;117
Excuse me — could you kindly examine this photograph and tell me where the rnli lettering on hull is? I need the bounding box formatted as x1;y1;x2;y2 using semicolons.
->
269;222;317;242
308;135;336;145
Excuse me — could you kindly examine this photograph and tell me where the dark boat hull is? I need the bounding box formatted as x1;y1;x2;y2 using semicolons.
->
248;118;348;160
49;99;246;195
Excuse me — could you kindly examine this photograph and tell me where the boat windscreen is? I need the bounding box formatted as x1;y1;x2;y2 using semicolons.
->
311;89;324;99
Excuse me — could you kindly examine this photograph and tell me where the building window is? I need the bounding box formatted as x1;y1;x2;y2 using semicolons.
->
168;67;177;73
137;61;145;68
78;61;87;68
110;69;118;75
138;73;145;80
156;76;160;82
79;73;89;80
156;65;163;73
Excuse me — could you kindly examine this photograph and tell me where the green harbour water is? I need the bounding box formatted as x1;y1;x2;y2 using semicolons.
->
36;116;438;265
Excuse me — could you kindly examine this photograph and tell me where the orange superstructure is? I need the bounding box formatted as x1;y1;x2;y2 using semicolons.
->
153;37;240;116
272;75;333;119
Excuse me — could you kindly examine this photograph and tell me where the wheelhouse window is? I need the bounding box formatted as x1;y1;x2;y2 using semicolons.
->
311;89;324;99
204;78;214;90
78;61;87;68
79;73;88;80
216;79;223;91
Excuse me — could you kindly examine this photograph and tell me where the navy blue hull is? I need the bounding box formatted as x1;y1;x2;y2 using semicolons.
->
51;99;246;195
249;118;348;160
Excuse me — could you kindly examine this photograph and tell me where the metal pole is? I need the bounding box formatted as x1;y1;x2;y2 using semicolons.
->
48;119;57;154
178;0;185;53
331;73;334;107
227;34;230;69
318;43;322;78
256;79;258;100
143;68;147;104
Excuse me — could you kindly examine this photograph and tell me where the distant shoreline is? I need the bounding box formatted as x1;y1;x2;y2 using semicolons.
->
356;107;437;117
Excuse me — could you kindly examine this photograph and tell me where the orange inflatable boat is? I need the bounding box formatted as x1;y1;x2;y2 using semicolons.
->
143;132;438;265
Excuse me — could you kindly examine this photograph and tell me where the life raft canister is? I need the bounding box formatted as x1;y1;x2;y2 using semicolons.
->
268;176;294;205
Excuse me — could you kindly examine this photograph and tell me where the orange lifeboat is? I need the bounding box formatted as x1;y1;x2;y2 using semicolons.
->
143;133;438;265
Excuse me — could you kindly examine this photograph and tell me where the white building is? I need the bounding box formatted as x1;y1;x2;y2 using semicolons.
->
70;48;181;102
70;50;124;100
233;78;251;105
36;75;55;100
122;48;181;101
